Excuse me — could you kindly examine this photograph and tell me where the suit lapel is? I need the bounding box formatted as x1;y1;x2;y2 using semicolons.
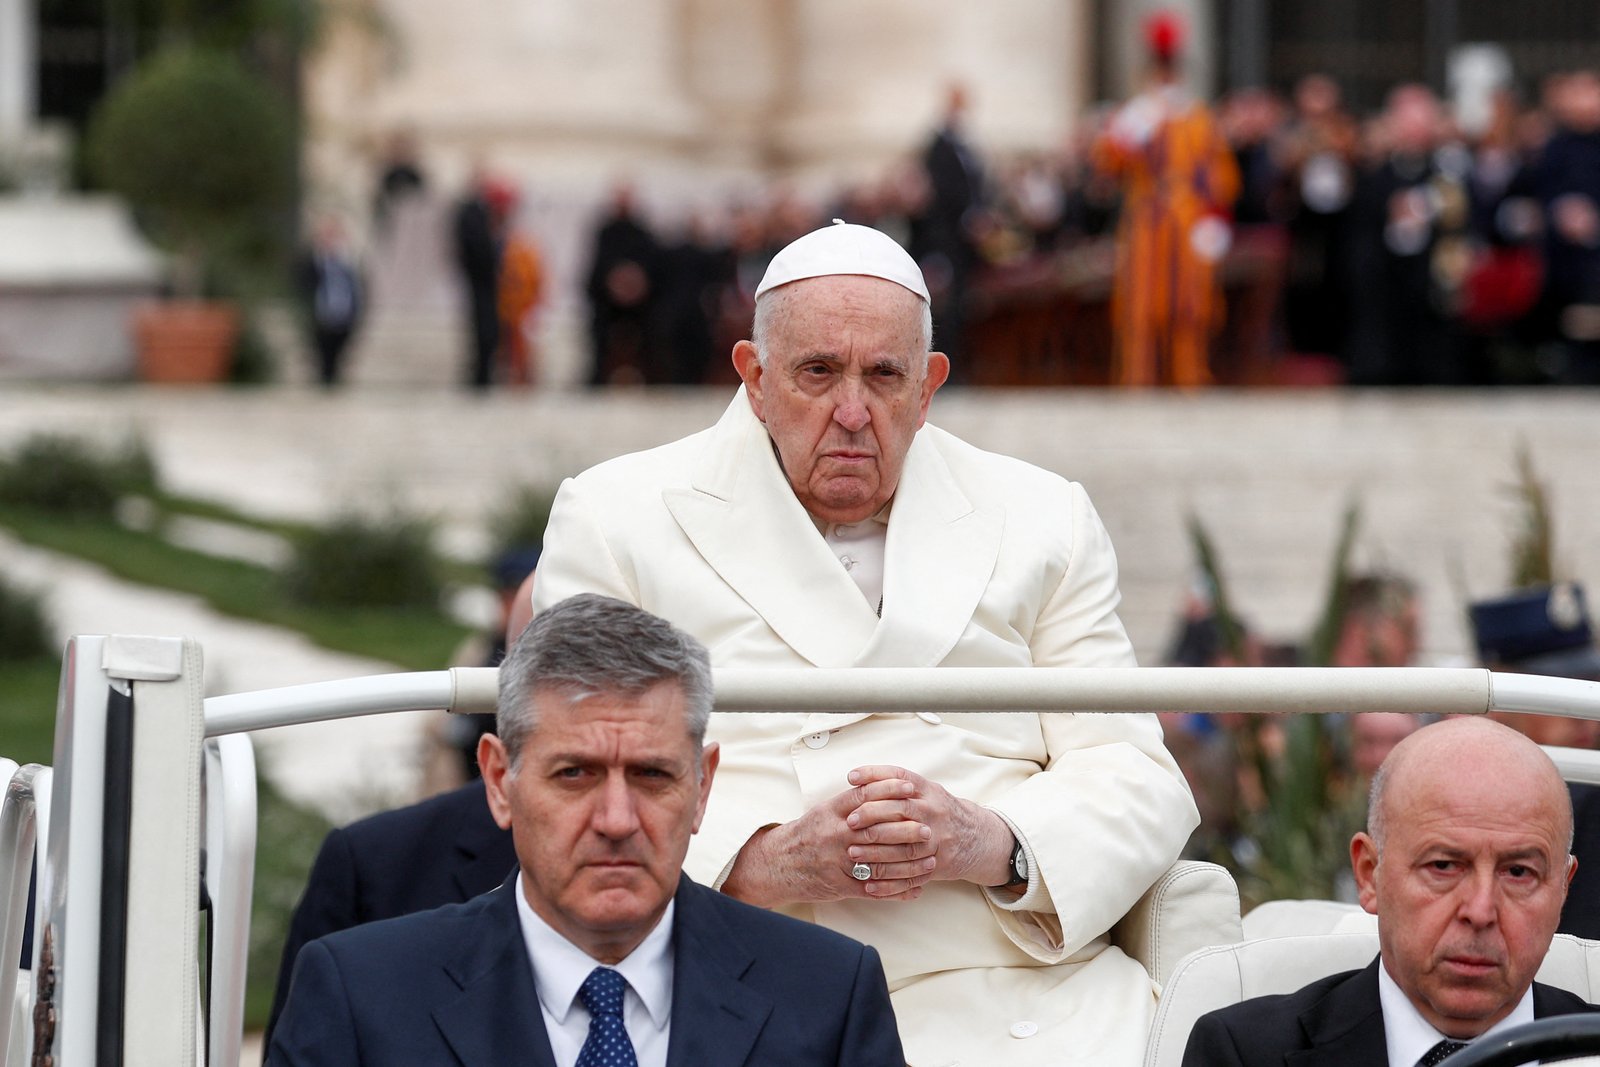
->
1287;958;1388;1067
432;880;558;1067
664;390;880;668
665;877;773;1067
854;427;1003;670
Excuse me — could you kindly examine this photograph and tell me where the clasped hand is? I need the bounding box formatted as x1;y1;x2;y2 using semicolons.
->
722;765;1013;908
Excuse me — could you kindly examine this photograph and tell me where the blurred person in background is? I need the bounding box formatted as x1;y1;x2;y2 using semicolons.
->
294;214;366;388
453;165;502;390
919;83;988;379
1344;84;1470;385
1277;74;1360;364
1330;573;1421;669
1528;70;1600;384
486;179;546;388
371;128;428;238
585;182;662;385
1094;9;1240;387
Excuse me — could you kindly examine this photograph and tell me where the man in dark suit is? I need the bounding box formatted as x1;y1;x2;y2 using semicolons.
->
261;778;517;1051
268;594;904;1066
1185;717;1594;1066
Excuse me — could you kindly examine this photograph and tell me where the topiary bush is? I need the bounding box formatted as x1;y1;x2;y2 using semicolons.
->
284;511;444;609
85;47;295;297
0;434;160;516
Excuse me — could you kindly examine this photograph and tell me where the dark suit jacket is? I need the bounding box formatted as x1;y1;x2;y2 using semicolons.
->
263;781;517;1051
1182;956;1599;1066
266;873;905;1067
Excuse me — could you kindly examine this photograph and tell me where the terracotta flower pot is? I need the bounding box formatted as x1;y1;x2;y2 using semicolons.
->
132;301;240;383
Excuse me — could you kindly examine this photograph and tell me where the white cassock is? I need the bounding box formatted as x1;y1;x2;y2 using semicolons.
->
532;389;1199;1066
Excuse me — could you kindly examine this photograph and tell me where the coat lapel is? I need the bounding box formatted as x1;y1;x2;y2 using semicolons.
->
432;880;558;1067
664;390;880;668
854;427;1003;670
1287;958;1388;1067
665;877;773;1067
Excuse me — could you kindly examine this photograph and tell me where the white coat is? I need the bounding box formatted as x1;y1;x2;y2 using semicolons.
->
532;390;1200;1066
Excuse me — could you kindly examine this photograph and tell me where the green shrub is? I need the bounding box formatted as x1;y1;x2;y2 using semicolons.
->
485;484;553;560
0;575;52;663
86;47;295;297
284;511;444;609
0;434;159;516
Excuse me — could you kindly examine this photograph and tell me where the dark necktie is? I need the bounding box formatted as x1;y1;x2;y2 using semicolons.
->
1419;1039;1469;1066
575;966;638;1067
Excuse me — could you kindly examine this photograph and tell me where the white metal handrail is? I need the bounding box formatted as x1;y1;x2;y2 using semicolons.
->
202;735;255;1067
0;763;45;1064
200;666;1600;737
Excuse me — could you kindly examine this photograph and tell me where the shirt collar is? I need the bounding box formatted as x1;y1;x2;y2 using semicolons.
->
1379;954;1536;1066
513;872;676;1029
808;498;893;537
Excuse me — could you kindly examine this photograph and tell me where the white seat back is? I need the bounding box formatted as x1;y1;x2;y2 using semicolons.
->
1240;897;1370;940
1110;861;1243;988
1146;929;1600;1067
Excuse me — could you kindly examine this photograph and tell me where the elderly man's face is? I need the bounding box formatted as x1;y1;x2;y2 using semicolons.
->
733;275;949;524
1351;731;1573;1038
480;682;717;963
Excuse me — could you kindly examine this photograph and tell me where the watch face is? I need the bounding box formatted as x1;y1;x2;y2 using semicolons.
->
1013;845;1029;882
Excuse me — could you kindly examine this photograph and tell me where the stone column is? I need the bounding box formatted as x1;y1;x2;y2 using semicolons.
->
0;0;36;142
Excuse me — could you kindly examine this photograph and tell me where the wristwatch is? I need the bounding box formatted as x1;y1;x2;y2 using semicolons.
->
1002;837;1029;888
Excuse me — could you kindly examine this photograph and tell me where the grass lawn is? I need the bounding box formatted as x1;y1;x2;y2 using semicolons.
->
0;657;63;767
0;506;471;670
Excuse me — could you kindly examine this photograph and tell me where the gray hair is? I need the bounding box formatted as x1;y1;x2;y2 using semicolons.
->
497;593;714;769
751;280;933;369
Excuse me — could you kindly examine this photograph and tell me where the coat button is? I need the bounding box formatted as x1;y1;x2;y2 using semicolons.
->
803;731;830;749
917;711;942;724
1009;1021;1038;1039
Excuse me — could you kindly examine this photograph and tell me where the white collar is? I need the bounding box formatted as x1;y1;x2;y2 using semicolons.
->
513;872;675;1030
1378;954;1535;1066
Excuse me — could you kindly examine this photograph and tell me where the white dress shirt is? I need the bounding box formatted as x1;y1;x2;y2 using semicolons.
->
1379;955;1535;1067
514;873;675;1067
819;508;889;613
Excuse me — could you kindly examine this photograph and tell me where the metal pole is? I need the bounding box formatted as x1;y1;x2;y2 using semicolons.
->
202;666;1600;737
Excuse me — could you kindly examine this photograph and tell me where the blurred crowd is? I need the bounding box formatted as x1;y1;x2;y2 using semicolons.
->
1159;569;1600;936
322;65;1600;390
569;68;1600;388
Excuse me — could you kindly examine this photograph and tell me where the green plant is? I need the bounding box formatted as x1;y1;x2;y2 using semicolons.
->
0;575;53;664
485;485;554;560
285;511;444;609
1506;443;1556;589
86;47;295;297
0;433;159;516
1187;502;1371;907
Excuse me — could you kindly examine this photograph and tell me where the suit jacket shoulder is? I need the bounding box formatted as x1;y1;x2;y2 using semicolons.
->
263;782;516;1052
1533;979;1600;1019
269;874;904;1067
1182;961;1385;1067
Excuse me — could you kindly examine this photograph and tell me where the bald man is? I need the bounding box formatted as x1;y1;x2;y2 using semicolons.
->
1184;717;1597;1067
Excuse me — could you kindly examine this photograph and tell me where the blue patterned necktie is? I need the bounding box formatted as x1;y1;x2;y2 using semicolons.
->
575;966;638;1067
